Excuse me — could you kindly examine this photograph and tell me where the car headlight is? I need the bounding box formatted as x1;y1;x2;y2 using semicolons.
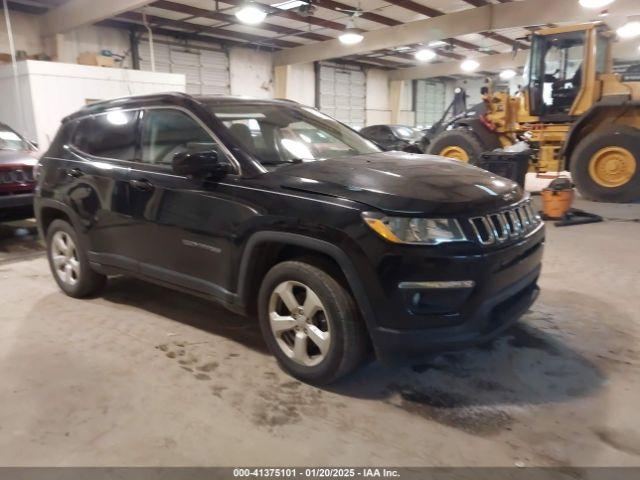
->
362;212;467;245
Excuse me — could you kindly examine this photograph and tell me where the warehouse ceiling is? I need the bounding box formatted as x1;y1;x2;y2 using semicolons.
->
5;0;537;69
4;0;640;72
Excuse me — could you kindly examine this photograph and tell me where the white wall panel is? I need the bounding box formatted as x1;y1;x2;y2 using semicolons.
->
0;10;43;56
229;47;273;99
365;68;390;126
0;60;185;150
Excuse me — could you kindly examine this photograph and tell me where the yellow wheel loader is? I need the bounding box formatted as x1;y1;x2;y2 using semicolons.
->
427;23;640;203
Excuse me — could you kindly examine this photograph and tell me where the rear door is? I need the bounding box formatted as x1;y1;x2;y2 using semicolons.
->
67;110;140;270
126;107;243;298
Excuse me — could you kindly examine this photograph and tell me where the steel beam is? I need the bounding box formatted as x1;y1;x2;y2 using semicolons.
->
274;0;640;66
389;51;528;81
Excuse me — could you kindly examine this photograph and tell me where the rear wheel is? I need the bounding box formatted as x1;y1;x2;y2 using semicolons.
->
258;260;367;384
46;219;106;298
427;128;489;164
570;126;640;203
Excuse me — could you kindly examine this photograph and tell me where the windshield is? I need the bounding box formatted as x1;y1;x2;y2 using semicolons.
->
206;103;380;167
0;125;30;151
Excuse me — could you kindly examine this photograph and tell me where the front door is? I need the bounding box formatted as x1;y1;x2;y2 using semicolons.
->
126;107;243;300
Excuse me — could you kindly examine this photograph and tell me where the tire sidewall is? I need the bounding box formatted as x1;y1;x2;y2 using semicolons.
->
46;219;91;297
258;262;351;383
571;126;640;203
427;129;485;164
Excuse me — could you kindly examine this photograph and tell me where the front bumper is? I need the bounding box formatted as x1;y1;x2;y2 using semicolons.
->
363;225;544;363
371;267;540;363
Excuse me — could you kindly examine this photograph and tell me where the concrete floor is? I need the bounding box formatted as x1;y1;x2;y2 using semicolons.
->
0;198;638;467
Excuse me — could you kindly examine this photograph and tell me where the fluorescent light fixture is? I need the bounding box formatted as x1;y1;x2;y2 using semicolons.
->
617;20;640;39
236;2;267;25
460;58;480;72
499;69;517;80
578;0;614;8
339;18;364;45
414;48;436;62
428;40;447;47
271;0;306;9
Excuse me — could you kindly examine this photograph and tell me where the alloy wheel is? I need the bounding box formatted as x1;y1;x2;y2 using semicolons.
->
268;280;331;367
51;231;80;287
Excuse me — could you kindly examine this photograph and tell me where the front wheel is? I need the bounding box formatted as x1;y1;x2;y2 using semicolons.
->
258;261;368;384
570;125;640;203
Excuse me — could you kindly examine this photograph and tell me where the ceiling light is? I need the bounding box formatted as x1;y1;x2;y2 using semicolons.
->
428;40;447;47
414;48;436;62
339;18;364;45
578;0;614;8
236;2;267;25
500;69;517;80
460;58;480;72
271;0;306;10
617;20;640;39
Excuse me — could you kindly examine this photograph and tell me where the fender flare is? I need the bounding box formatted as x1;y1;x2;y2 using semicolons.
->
35;198;85;236
236;231;377;330
562;97;640;161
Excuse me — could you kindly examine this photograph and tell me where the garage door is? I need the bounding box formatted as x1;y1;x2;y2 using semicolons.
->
415;80;446;129
318;62;366;129
139;40;230;95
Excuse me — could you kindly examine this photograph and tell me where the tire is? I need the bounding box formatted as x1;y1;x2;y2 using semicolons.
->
258;260;368;385
570;125;640;203
427;128;489;165
46;219;106;298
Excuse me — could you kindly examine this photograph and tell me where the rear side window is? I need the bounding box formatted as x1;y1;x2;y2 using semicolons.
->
72;110;139;161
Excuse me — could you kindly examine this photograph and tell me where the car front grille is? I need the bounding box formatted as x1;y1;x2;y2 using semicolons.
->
469;201;542;245
0;167;34;184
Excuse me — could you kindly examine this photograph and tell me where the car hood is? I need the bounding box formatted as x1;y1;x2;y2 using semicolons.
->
0;149;37;166
275;152;524;216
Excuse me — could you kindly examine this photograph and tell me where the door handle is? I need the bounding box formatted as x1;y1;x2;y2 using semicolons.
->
129;179;154;191
67;168;83;178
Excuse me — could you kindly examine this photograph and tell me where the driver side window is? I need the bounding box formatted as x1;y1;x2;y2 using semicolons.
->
140;109;219;166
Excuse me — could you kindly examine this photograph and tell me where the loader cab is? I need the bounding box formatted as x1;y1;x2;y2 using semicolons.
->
524;25;609;121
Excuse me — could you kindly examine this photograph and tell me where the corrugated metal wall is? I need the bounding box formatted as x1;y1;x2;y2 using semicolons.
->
415;80;446;129
318;62;366;129
139;40;229;95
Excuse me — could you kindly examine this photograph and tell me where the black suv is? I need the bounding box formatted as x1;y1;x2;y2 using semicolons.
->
35;93;544;384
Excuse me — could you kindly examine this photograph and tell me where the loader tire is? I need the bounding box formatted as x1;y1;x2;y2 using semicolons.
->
570;125;640;203
427;129;489;165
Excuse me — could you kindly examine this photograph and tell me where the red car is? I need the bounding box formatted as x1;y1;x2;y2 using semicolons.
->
0;123;38;221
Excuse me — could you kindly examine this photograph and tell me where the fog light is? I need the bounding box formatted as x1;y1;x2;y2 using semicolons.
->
399;281;475;315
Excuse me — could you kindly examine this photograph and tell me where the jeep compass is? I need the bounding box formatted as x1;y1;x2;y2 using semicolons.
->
35;93;544;384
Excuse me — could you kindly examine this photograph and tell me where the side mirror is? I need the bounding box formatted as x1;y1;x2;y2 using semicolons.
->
172;150;230;179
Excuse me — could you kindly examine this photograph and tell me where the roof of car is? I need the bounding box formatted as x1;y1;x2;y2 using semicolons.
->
63;92;302;122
